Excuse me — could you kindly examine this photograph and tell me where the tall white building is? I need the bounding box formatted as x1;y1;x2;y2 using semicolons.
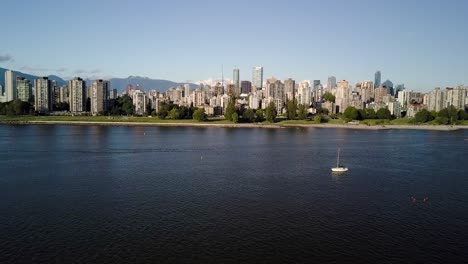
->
184;84;191;104
133;89;147;115
335;80;350;113
427;87;445;112
69;77;86;113
5;70;17;102
34;77;53;112
297;81;311;106
233;68;240;91
252;66;263;90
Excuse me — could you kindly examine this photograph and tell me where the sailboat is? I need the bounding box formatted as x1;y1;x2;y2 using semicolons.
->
331;148;348;172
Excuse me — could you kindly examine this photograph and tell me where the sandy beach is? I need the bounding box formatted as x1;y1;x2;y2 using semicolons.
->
1;120;467;131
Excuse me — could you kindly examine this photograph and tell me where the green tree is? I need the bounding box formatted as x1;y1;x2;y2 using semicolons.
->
343;106;359;120
364;108;376;119
255;109;264;122
193;108;207;121
376;108;391;120
168;108;181;119
286;99;297;120
414;109;433;123
458;110;467;120
232;112;239;123
224;100;236;121
157;102;170;119
438;106;459;124
297;104;308;120
265;102;277;123
314;115;324;124
323;92;335;103
243;108;255;123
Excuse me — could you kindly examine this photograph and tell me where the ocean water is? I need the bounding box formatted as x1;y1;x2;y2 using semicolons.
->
0;124;467;263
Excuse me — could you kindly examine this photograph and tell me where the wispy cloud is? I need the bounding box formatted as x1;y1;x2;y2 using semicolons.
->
0;54;13;62
20;66;68;73
74;69;101;75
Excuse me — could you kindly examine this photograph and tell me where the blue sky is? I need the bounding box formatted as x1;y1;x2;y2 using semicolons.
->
1;0;467;91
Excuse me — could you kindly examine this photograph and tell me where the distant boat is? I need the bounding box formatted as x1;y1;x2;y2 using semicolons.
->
331;148;348;172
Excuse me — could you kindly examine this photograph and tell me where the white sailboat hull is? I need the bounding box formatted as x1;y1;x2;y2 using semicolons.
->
331;167;348;172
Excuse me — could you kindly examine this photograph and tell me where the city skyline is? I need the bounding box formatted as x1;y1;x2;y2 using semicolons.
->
1;0;468;91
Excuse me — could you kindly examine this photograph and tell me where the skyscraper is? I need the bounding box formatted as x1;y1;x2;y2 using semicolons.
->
5;70;17;102
252;66;263;90
382;79;394;95
91;80;110;115
34;77;53;112
233;68;240;91
374;71;381;88
298;81;311;105
327;76;336;92
313;80;322;102
69;77;86;113
284;78;296;101
16;77;32;102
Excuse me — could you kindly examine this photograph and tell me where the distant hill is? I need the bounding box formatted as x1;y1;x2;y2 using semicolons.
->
103;76;199;93
0;67;67;87
0;67;197;93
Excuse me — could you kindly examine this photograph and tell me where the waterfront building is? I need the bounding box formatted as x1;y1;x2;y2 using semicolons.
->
249;91;261;109
445;86;467;110
335;80;350;113
34;77;53;112
91;80;110;115
133;89;147;115
252;66;263;90
16;77;32;102
297;81;311;106
69;77;86;113
5;70;17;102
426;87;445;112
284;78;296;101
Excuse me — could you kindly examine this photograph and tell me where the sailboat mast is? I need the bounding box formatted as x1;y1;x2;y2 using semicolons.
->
337;148;340;167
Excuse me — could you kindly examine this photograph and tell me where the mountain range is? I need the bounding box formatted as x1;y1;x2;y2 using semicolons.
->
0;67;198;93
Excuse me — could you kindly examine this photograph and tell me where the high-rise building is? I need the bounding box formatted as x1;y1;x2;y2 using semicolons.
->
374;71;381;88
359;81;374;103
284;78;296;101
313;80;321;102
335;80;350;113
5;70;17;102
327;76;336;92
184;84;191;101
394;84;405;98
34;77;53;112
91;80;110;115
297;81;311;106
241;81;252;94
16;77;32;102
233;68;240;91
69;77;86;113
133;89;147;115
252;66;263;90
382;80;394;95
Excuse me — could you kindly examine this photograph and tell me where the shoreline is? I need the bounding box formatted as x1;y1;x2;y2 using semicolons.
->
1;120;467;131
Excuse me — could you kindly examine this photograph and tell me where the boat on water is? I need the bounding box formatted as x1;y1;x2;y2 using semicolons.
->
331;148;348;172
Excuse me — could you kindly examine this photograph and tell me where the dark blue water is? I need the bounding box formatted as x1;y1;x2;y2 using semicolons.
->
0;124;467;263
